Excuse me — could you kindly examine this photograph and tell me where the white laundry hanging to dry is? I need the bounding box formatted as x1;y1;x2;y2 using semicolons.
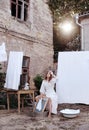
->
56;51;89;104
0;42;7;62
4;51;23;90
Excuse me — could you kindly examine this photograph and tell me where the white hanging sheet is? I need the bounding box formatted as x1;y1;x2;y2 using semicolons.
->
4;51;23;90
56;51;89;104
0;42;7;62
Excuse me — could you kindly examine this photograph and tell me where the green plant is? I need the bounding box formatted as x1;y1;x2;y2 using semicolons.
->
0;64;6;89
0;64;6;108
33;74;43;90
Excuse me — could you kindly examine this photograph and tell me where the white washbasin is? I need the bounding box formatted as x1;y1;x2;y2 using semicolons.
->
60;109;80;118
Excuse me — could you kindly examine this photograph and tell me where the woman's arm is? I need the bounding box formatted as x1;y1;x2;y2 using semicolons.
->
35;93;46;102
40;93;46;98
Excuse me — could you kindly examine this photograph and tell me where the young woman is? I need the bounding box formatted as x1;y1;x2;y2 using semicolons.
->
35;71;58;118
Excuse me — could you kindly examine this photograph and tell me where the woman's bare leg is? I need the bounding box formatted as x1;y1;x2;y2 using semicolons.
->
47;98;52;118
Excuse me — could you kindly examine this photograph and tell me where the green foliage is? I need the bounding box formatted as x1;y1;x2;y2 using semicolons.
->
9;95;18;108
47;0;89;22
0;64;6;108
0;92;7;108
0;64;6;89
47;0;86;53
66;34;81;51
33;74;43;90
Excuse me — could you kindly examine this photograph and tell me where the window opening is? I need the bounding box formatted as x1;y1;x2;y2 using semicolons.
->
11;0;29;21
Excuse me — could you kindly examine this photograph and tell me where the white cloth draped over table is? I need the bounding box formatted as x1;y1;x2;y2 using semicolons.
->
4;51;23;90
40;77;58;114
0;42;7;62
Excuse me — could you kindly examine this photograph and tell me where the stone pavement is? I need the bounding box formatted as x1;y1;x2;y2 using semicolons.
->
0;110;89;130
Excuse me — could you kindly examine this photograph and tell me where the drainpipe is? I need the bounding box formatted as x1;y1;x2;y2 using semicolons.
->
75;14;84;51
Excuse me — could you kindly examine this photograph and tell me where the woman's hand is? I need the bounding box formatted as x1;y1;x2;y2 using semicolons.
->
48;71;53;76
48;71;56;78
40;93;46;98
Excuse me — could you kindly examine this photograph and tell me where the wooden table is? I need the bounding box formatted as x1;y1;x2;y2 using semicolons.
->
7;89;37;113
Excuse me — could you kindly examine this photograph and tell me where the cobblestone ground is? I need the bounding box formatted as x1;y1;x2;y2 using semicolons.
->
0;104;89;130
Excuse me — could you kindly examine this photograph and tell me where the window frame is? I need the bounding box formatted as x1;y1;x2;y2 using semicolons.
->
10;0;29;21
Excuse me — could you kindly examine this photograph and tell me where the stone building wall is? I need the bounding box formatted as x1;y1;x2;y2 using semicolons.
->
0;0;53;85
81;18;89;50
